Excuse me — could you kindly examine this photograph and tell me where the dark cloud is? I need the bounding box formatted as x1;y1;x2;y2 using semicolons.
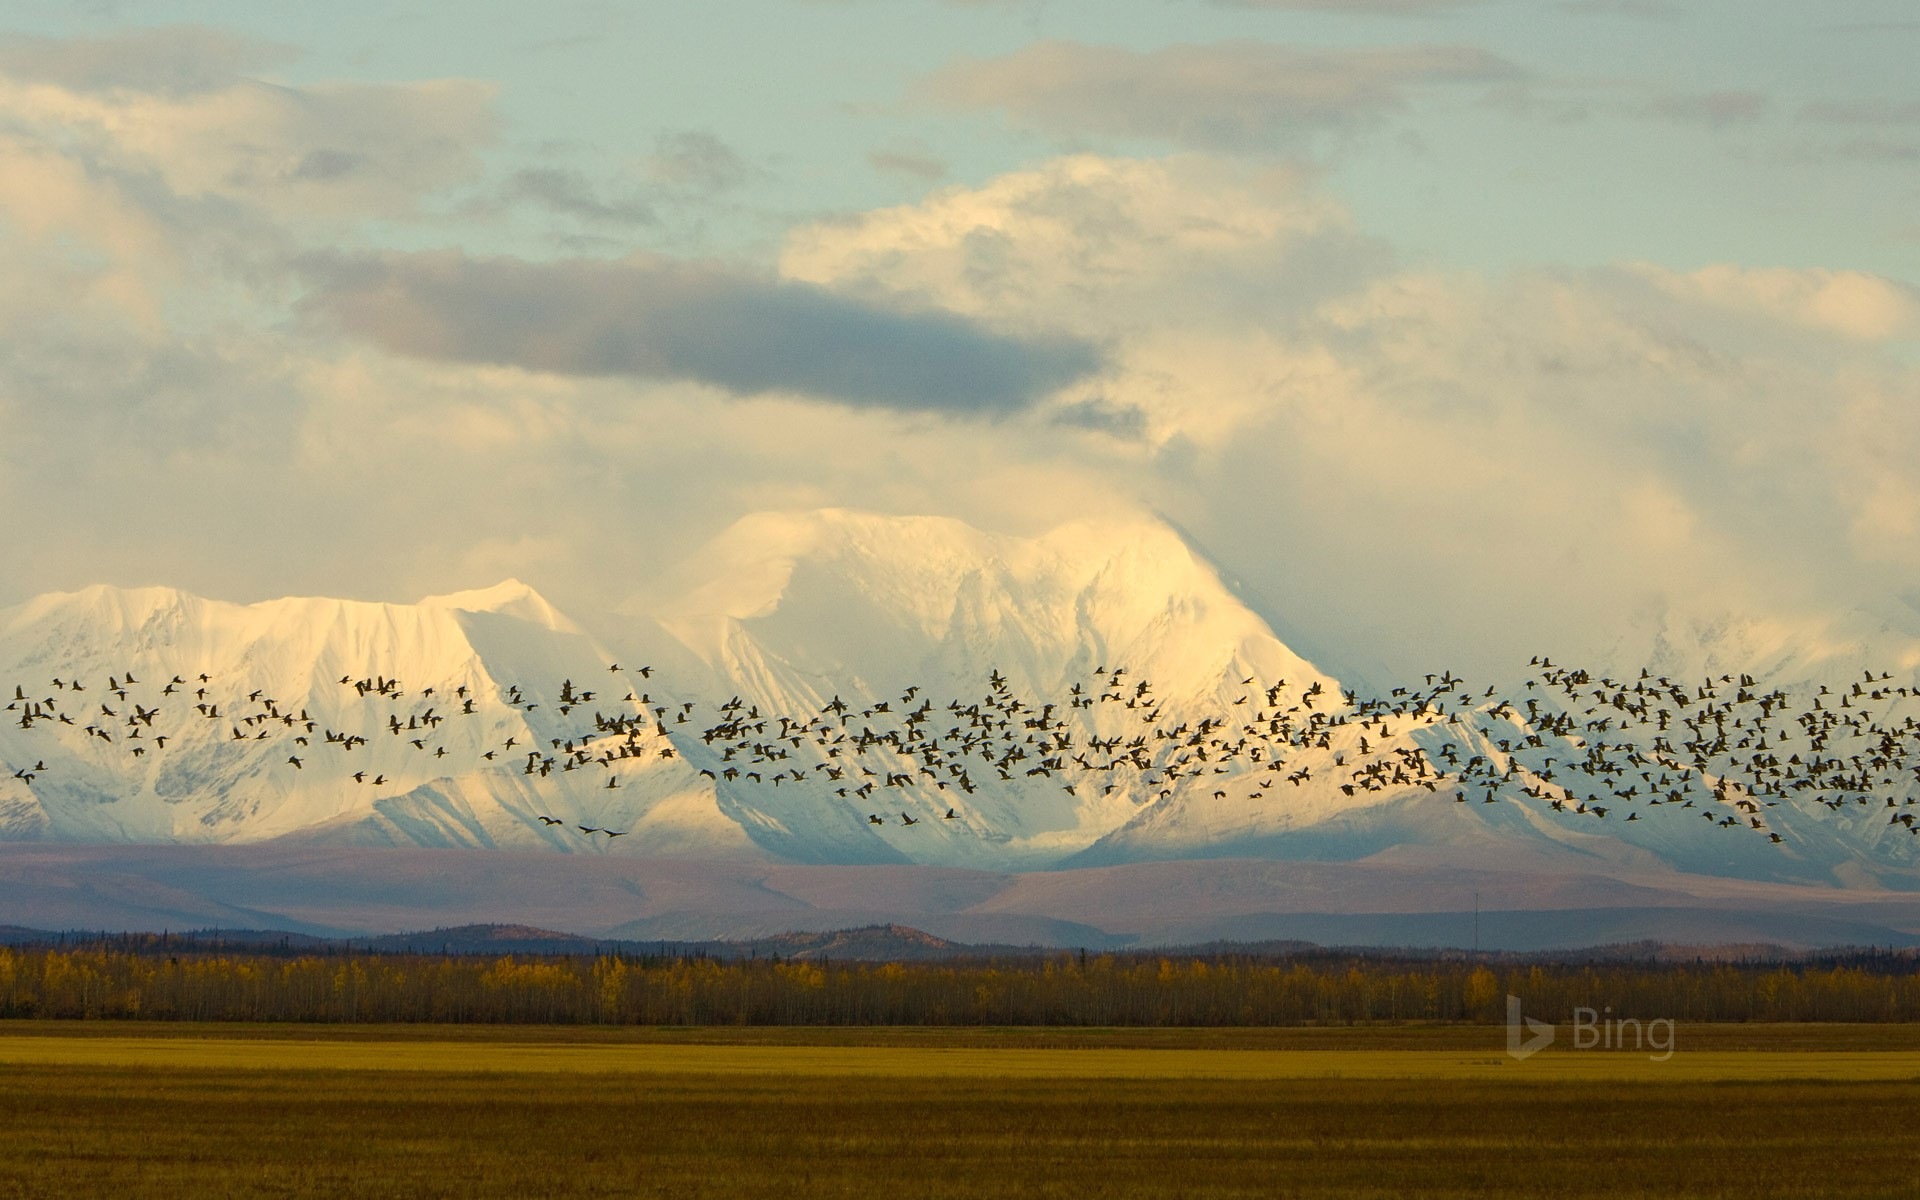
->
648;131;756;195
1050;398;1148;438
490;132;752;231
922;40;1523;151
504;168;658;225
301;251;1101;415
0;24;291;95
290;149;367;183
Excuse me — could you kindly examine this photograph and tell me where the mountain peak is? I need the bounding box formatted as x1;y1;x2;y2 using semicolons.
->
3;582;198;626
650;504;1336;710
419;579;576;632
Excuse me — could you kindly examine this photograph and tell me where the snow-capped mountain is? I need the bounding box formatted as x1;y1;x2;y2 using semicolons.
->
623;509;1343;865
640;509;1330;704
1590;597;1920;693
0;581;752;857
2;508;1918;889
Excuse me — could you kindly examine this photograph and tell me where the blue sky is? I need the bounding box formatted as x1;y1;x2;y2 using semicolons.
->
0;1;1915;676
10;0;1912;271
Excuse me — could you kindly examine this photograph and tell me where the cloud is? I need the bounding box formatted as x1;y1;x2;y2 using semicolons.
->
777;153;1920;678
0;35;1109;620
785;154;1406;447
1049;397;1149;437
646;130;757;195
0;24;290;96
300;250;1101;415
1169;262;1920;677
920;40;1523;151
0;37;497;221
0;131;201;323
1641;90;1768;128
783;153;1395;449
2;13;1914;696
783;153;1383;336
1630;264;1920;342
487;131;760;233
503;167;657;225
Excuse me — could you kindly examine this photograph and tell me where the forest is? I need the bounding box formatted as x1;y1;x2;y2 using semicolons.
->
3;943;1917;1025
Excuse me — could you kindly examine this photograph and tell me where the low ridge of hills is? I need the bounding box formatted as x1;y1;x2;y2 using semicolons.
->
0;921;1035;961
5;919;1912;966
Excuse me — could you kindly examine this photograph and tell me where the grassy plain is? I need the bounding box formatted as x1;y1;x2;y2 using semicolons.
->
1;1024;1916;1198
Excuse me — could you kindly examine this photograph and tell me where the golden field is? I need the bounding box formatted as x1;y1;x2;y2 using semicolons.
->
1;1023;1916;1198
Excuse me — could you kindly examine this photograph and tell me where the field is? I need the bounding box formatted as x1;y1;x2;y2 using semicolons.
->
2;1024;1918;1198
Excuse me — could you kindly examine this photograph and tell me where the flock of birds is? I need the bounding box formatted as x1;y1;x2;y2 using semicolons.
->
6;653;1920;850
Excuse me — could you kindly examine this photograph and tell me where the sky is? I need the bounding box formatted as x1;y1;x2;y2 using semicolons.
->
0;0;1916;681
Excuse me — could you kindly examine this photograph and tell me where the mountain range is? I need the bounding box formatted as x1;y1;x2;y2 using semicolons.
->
1;510;1338;868
5;508;1920;946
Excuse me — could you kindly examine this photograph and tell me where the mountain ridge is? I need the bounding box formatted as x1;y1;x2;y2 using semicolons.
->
5;507;1920;892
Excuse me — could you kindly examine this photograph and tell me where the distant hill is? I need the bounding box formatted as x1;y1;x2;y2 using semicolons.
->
0;920;1052;961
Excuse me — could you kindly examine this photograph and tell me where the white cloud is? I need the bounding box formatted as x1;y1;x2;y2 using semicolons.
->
921;40;1522;151
0;32;510;604
0;25;290;96
783;153;1378;331
0;27;497;225
783;154;1920;677
9;76;496;220
0;133;183;327
1631;264;1920;343
783;153;1389;445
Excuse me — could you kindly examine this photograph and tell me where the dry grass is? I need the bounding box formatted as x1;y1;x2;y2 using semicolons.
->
3;1034;1920;1082
0;1026;1915;1198
9;1019;1920;1051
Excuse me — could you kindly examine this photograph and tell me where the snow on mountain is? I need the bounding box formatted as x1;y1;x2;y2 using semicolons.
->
624;509;1920;885
646;509;1327;702
1589;596;1920;692
0;512;1356;868
0;582;752;858
629;508;1342;866
3;511;1919;889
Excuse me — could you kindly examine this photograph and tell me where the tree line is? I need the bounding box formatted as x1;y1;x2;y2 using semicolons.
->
1;946;1917;1024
